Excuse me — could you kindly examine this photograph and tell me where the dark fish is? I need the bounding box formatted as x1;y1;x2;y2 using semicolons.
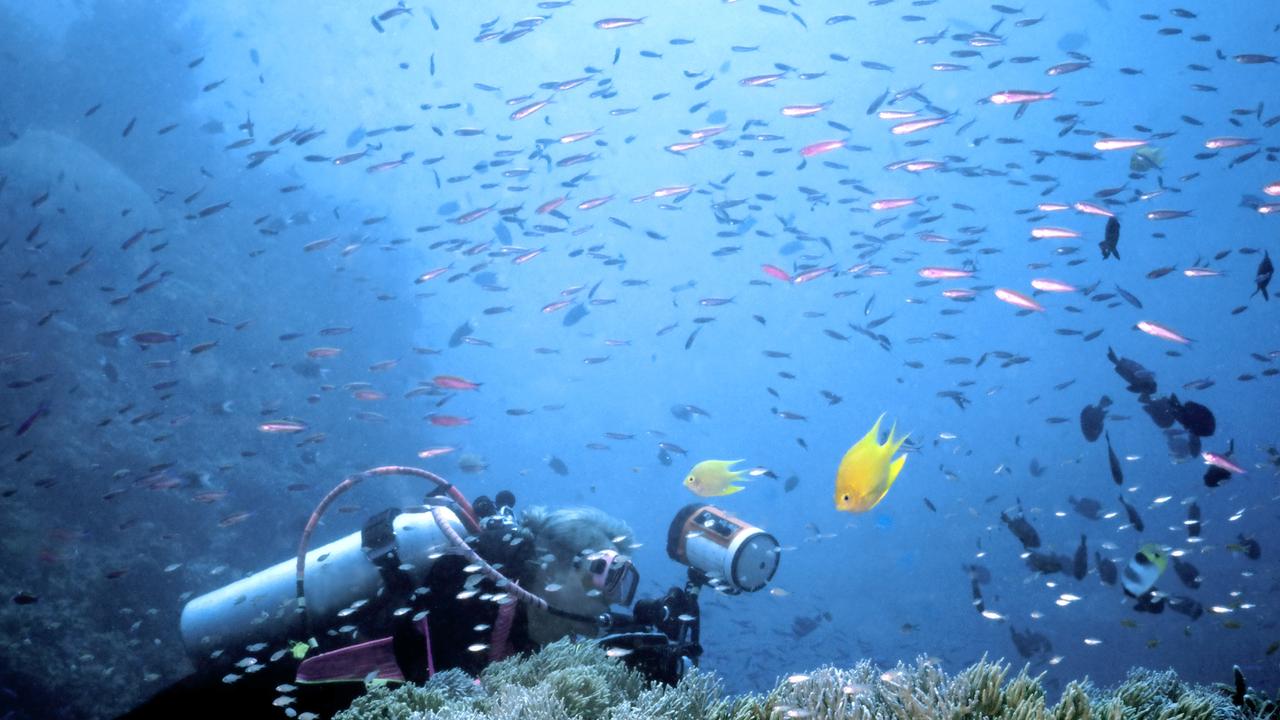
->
1166;595;1203;620
1072;535;1088;580
546;456;569;476
1000;506;1041;549
1170;395;1215;437
1141;395;1177;429
685;326;702;350
1099;216;1120;260
1233;535;1261;560
1106;346;1156;395
1068;495;1102;520
1105;431;1124;485
563;303;589;327
448;321;473;348
784;475;799;492
1114;284;1142;309
11;591;38;605
1095;552;1118;585
866;87;889;115
15;401;50;437
1253;251;1272;301
1009;626;1052;660
1172;558;1201;589
132;331;180;345
1079;394;1111;442
1186;503;1201;538
196;201;232;218
1025;551;1067;574
1117;494;1144;531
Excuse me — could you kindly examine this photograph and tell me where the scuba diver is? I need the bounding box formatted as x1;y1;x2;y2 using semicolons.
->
121;465;779;719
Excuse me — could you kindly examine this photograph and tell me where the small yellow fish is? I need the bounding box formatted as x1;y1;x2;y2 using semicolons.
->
835;414;908;513
684;459;746;497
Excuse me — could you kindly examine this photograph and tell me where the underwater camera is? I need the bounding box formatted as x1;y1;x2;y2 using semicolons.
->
666;503;780;593
597;504;780;685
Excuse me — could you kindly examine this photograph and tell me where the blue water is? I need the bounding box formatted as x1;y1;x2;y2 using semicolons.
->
0;1;1278;717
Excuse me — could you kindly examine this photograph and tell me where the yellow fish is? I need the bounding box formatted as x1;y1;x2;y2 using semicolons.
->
834;414;908;512
684;459;747;497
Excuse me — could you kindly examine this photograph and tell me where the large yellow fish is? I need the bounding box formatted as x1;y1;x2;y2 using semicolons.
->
683;459;747;497
834;414;908;512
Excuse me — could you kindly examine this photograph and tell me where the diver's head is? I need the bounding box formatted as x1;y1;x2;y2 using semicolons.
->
520;506;635;645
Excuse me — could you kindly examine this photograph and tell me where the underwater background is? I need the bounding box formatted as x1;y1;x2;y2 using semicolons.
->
0;1;1278;718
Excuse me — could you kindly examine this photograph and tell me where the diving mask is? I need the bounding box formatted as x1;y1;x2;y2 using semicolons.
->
581;549;638;606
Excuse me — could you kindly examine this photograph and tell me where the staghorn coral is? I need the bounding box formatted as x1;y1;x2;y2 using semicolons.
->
335;641;1262;720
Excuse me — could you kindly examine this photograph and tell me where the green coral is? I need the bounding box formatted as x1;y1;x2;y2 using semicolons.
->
335;641;1264;720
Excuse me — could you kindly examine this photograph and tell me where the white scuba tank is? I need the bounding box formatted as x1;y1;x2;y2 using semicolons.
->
180;506;463;663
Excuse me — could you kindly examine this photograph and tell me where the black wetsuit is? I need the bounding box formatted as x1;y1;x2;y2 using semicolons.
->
119;519;537;720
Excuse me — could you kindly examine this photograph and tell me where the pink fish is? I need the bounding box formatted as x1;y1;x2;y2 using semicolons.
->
942;288;977;299
891;116;949;135
1037;202;1070;212
688;126;727;140
219;511;253;528
415;266;451;283
452;205;495;225
1030;278;1077;293
901;159;943;172
781;103;830;117
918;267;974;279
666;141;703;153
989;89;1055;105
1030;226;1081;239
510;99;552;121
1073;201;1115;218
542;299;572;313
792;266;833;284
1204;136;1257;150
995;288;1045;312
740;73;786;87
1093;138;1149;152
594;17;644;30
870;197;918;211
426;414;472;427
878;110;917;120
306;347;342;358
513;248;544;265
576;195;613;211
418;446;457;459
1264;181;1280;197
800;139;845;157
559;129;599;144
1136;320;1191;344
761;264;792;282
1182;267;1223;278
536;196;568;214
433;375;481;391
1201;452;1246;475
652;185;694;199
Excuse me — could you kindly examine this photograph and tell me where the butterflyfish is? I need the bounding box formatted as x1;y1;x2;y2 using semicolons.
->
1121;543;1168;598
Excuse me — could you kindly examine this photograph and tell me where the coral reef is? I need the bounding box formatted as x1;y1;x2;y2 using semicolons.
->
336;639;1271;720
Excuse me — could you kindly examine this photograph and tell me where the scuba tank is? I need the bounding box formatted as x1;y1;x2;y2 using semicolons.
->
180;505;465;663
